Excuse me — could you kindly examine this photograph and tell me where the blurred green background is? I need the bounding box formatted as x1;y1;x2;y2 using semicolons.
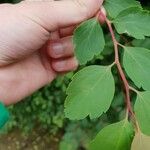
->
0;0;149;150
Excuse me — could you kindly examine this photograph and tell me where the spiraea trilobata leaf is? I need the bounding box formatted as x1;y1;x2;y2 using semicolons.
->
134;91;150;135
73;18;105;65
104;0;141;19
64;65;115;120
123;46;150;90
113;7;150;39
90;119;134;150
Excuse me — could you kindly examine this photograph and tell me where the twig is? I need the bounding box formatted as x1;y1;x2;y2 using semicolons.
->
98;11;135;118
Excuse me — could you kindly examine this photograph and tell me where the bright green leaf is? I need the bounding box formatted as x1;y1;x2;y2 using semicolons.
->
134;92;150;135
113;8;150;39
104;0;141;18
73;18;105;65
89;120;134;150
131;132;150;150
64;65;115;120
123;47;150;90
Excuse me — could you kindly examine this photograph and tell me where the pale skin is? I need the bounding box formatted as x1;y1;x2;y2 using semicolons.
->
0;0;104;105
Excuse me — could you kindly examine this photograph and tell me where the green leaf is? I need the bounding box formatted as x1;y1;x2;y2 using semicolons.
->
113;8;150;39
123;46;150;90
132;38;150;49
131;132;150;150
134;91;150;135
64;65;115;120
73;18;105;65
104;0;141;19
89;120;134;150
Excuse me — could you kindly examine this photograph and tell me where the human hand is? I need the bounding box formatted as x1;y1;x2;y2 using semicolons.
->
0;0;104;105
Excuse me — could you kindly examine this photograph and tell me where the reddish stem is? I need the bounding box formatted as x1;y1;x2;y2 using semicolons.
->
106;19;133;115
98;12;135;117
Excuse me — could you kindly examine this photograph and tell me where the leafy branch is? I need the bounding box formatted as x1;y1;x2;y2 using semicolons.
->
64;0;150;149
98;11;137;124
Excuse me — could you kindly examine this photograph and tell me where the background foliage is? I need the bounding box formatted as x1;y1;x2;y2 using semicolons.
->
0;0;150;150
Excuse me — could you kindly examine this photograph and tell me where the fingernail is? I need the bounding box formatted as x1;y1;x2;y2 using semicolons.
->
51;42;64;56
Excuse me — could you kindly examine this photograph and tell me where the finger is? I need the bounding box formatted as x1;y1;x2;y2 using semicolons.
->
59;26;76;38
25;0;61;40
48;36;74;59
50;31;60;40
52;57;78;72
17;0;104;31
58;7;106;38
59;6;106;38
59;7;106;38
0;52;56;105
24;0;53;1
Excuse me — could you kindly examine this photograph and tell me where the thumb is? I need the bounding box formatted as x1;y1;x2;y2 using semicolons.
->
16;0;103;31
